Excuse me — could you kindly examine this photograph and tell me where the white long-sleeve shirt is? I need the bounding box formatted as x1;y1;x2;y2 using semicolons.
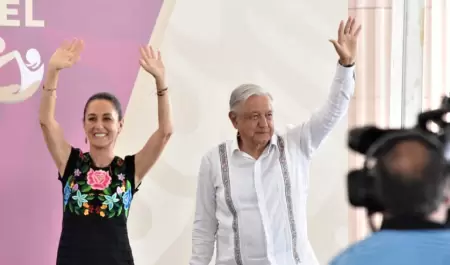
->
190;64;355;265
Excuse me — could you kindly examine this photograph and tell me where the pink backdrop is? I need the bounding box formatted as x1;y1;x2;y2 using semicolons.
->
0;1;162;264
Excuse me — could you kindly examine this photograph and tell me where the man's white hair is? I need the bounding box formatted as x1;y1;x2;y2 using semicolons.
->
229;83;273;112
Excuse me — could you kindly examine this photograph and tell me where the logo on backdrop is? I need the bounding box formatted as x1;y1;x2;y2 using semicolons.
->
0;37;44;103
0;0;45;103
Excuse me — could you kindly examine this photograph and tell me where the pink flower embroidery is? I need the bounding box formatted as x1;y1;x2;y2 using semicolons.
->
86;169;112;190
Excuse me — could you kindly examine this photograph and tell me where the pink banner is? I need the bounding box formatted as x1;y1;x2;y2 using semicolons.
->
0;0;162;263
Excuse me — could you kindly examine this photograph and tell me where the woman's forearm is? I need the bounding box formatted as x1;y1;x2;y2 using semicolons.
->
39;69;60;124
155;77;173;136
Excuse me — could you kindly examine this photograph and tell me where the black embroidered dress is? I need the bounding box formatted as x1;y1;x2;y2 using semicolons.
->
56;147;137;265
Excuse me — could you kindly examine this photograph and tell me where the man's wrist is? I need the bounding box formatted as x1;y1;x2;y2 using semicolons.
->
338;58;355;67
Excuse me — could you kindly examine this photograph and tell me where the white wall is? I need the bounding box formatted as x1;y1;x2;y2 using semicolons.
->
116;0;349;264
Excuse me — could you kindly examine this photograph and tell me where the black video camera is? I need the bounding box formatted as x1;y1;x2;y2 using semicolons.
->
347;96;450;216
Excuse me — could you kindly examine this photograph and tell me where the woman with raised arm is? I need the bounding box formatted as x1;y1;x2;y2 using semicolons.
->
39;39;173;265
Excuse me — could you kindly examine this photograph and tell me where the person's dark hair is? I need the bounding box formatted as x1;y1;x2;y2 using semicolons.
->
83;92;123;121
376;139;448;216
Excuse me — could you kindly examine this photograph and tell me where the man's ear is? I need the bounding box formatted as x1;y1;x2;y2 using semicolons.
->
229;111;238;129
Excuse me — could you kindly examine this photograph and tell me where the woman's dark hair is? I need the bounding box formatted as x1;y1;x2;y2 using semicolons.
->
83;92;123;121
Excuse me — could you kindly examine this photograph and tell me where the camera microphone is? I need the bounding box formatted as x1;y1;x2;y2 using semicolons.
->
348;126;402;155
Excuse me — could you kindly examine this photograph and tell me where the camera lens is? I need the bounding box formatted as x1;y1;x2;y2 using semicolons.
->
347;169;384;212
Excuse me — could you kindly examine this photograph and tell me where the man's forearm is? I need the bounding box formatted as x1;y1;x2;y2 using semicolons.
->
300;62;355;156
190;224;216;265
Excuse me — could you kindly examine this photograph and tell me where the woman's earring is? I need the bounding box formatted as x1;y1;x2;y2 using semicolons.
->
85;137;87;144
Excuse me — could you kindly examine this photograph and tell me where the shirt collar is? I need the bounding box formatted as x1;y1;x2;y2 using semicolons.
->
380;215;447;230
231;133;278;153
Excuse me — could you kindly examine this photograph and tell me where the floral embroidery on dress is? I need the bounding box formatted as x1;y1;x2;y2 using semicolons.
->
72;190;88;207
63;181;72;207
74;168;81;177
86;169;112;190
62;152;134;218
123;188;132;211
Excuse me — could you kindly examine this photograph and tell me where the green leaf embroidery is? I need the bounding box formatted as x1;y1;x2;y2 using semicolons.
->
67;175;73;185
117;206;123;216
98;195;106;201
77;180;86;185
86;195;95;200
81;185;92;192
81;164;89;173
108;210;116;218
82;154;89;162
126;180;132;190
103;187;111;195
74;207;81;215
68;202;74;213
114;167;120;175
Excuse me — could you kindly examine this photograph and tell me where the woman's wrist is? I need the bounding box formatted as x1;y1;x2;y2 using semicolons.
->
44;68;60;89
156;87;168;97
42;86;56;91
155;76;168;96
155;76;166;90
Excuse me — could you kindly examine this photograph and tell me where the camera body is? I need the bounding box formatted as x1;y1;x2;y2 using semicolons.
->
347;96;450;214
